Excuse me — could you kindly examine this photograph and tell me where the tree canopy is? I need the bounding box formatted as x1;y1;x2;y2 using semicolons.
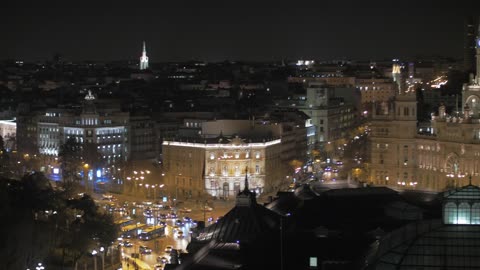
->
0;172;118;269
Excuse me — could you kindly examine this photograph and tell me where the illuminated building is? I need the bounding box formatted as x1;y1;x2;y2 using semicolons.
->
162;119;307;198
34;91;130;164
139;41;149;70
0;119;16;151
356;77;396;110
276;82;356;144
162;137;283;199
369;27;480;191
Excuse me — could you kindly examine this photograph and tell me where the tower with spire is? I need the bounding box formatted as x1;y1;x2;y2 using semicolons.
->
139;41;149;70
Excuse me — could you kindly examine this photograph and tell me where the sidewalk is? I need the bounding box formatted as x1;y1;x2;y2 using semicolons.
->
121;254;152;270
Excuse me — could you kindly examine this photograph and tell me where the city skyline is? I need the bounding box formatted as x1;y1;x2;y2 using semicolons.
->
1;1;478;62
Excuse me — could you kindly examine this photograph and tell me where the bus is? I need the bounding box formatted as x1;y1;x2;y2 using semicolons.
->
114;218;135;228
120;223;146;238
138;225;165;240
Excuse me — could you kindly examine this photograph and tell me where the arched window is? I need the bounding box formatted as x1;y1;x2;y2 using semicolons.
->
472;203;480;225
444;202;457;224
458;202;471;224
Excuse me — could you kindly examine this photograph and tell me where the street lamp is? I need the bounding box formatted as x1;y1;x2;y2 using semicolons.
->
83;163;89;193
99;247;105;270
35;263;45;270
91;250;98;270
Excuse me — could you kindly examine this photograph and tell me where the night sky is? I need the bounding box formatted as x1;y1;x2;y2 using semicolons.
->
1;1;478;62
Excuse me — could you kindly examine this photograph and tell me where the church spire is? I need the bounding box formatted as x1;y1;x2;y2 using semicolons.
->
140;41;149;70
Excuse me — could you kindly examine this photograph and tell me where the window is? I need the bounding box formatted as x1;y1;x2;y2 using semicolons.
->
444;202;457;224
472;203;480;225
255;165;260;174
458;202;471;224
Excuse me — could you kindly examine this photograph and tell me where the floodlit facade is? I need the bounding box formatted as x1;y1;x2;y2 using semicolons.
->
369;31;480;191
139;41;149;70
35;92;130;164
162;137;283;199
0;119;16;151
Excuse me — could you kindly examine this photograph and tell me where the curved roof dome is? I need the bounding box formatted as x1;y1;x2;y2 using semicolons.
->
443;185;480;201
366;220;480;269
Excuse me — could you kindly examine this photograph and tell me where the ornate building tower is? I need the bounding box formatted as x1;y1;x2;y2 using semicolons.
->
462;24;480;116
139;41;149;70
370;90;417;188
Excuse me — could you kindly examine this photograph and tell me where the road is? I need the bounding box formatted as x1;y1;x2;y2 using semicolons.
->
94;193;236;269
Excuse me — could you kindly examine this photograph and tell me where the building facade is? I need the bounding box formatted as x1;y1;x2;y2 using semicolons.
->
0;119;16;151
162;137;284;199
20;92;131;165
369;31;480;191
162;118;307;199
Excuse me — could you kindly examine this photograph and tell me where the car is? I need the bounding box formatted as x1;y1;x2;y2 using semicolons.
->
157;256;169;264
139;245;152;254
202;206;213;212
158;213;167;219
179;207;192;213
175;219;184;226
169;212;178;219
176;231;184;238
122;240;133;247
183;216;192;223
165;245;174;253
153;264;164;270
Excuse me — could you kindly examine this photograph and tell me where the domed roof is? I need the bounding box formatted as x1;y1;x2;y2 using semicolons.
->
443;185;480;201
195;173;280;244
366;220;480;269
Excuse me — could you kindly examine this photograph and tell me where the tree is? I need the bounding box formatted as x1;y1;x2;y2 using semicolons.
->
0;135;12;178
0;173;58;269
0;172;119;269
59;137;82;194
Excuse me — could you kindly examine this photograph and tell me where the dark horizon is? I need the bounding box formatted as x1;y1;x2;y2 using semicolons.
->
1;1;478;62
